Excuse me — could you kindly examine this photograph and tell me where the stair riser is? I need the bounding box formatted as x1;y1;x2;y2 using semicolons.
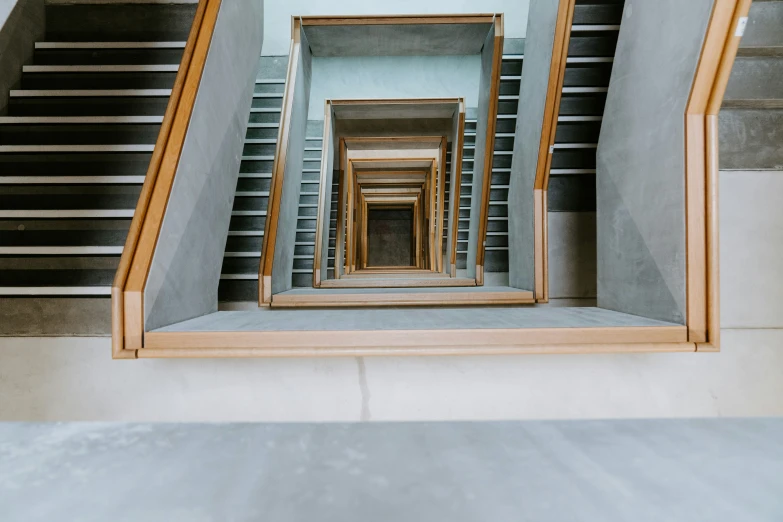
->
719;109;783;170
0;153;152;175
33;49;185;66
9;98;169;117
0;124;161;145
21;72;177;90
742;1;783;48
724;57;783;100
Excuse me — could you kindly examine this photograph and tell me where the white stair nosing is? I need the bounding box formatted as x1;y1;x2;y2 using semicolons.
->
0;246;123;255
241;156;275;161
220;274;259;280
231;211;267;217
553;143;598;149
223;252;261;258
550;168;596;175
571;24;621;32
562;87;609;94
500;75;522;80
246;123;279;128
249;108;282;113
255;79;285;84
567;57;614;64
558;115;603;122
252;93;283;98
0;144;154;153
502;54;524;60
23;64;178;73
0;210;134;218
238;173;272;179
234;191;270;197
498;95;519;100
35;41;186;50
0;286;112;296
227;230;263;237
244;139;276;144
496;115;517;119
0;176;145;184
10;89;171;97
0;116;164;124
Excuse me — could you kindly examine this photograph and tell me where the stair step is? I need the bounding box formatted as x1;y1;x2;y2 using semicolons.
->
737;46;783;57
10;89;171;97
23;65;178;73
0;210;134;218
0;145;154;153
35;42;186;49
0;286;112;296
0;116;163;124
722;99;783;109
0;176;145;184
0;246;122;255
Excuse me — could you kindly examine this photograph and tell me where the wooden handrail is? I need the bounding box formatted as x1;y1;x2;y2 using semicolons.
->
312;102;332;287
686;0;752;349
258;17;302;304
110;0;222;358
474;15;504;286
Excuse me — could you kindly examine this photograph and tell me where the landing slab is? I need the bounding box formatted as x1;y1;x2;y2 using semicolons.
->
1;419;781;521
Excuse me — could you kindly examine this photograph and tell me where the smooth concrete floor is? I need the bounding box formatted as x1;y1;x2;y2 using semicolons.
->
0;419;781;521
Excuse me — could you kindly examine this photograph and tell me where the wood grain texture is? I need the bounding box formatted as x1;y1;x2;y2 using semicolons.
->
312;102;332;287
686;0;751;348
300;15;496;26
450;101;466;271
110;0;212;358
475;16;504;283
259;19;301;303
270;290;536;308
697;0;752;351
144;325;687;352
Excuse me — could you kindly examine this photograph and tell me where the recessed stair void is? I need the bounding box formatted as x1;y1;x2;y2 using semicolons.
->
0;2;195;311
720;0;783;171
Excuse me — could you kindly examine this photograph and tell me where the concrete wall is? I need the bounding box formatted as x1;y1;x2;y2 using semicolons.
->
596;0;714;324
1;171;782;421
309;56;480;116
144;0;263;330
507;0;560;292
0;0;44;114
263;0;530;56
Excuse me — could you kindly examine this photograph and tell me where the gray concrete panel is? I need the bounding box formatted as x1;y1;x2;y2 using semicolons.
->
466;25;496;279
548;211;596;299
0;0;44;115
445;108;460;273
596;0;714;324
507;0;560;291
5;419;782;522
271;25;311;294
304;23;492;57
319;112;335;283
144;0;263;330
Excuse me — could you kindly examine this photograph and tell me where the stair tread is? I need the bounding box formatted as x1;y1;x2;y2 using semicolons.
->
722;99;783;109
35;42;186;49
10;89;171;97
23;65;179;72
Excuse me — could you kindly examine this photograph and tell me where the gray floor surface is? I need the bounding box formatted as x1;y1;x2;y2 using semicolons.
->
0;419;781;521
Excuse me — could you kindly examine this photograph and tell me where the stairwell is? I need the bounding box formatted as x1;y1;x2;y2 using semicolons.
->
0;1;195;333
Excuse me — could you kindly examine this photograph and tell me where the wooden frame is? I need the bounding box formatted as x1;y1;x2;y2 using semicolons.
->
527;0;749;349
473;14;504;286
111;0;220;359
686;0;752;350
113;7;743;358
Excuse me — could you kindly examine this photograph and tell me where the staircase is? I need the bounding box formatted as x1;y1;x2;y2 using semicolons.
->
0;2;194;332
548;0;624;216
720;0;783;171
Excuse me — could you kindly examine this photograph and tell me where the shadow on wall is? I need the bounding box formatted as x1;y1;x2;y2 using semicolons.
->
0;0;44;115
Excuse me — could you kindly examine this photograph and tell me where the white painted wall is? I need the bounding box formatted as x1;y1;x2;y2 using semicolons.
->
309;56;481;116
0;170;781;422
262;0;530;56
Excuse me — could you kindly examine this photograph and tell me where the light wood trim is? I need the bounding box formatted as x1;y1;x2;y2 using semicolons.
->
436;136;447;272
321;278;475;289
312;102;332;287
428;160;437;270
695;0;752;350
145;325;687;351
475;15;504;285
531;0;575;302
450;101;466;275
271;289;536;308
139;342;696;358
335;138;346;279
110;0;215;358
300;14;497;26
259;18;302;303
